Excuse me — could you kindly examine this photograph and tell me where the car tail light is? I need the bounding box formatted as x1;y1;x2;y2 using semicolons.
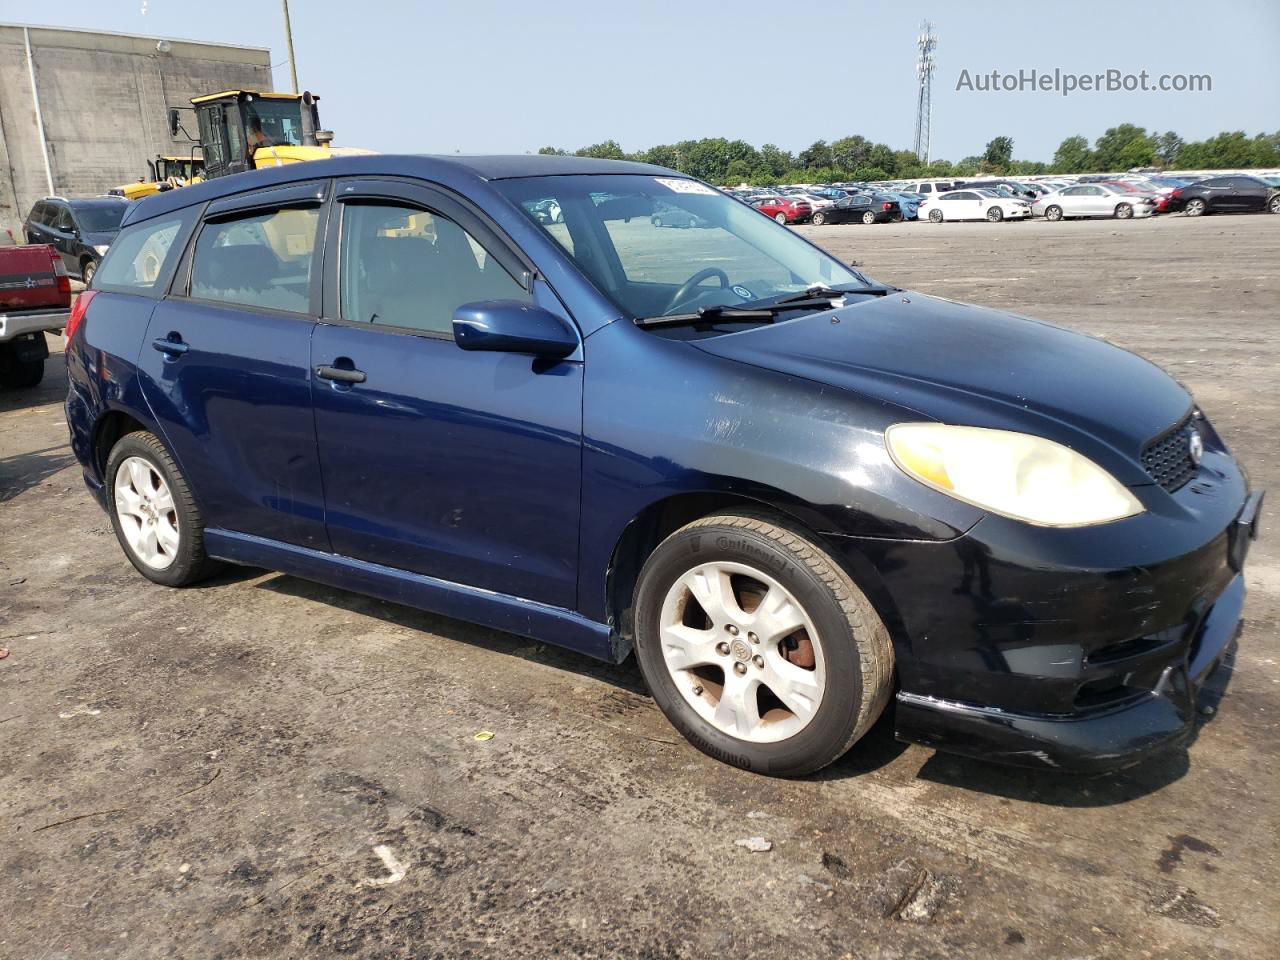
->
50;254;71;297
883;203;892;211
64;289;97;346
1171;188;1183;198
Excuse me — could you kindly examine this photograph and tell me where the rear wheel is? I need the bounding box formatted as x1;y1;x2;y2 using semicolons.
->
774;212;787;224
986;206;1004;222
633;514;894;776
1185;198;1206;217
1045;205;1063;222
1114;203;1133;219
812;211;827;226
928;208;944;223
1268;195;1280;215
106;431;220;587
861;211;877;225
0;342;44;388
652;216;664;228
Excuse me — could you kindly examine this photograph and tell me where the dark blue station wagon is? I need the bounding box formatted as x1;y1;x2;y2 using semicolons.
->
64;155;1261;776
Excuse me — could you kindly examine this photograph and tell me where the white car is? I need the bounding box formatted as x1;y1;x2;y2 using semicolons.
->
920;188;1032;223
1033;184;1158;221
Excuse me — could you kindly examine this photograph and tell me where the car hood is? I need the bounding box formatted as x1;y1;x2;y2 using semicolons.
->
691;293;1192;485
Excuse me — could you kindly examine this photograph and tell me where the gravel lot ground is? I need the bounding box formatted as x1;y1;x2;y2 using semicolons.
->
2;213;1276;960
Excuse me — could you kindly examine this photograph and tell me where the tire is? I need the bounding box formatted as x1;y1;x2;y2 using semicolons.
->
82;259;97;285
105;430;220;587
861;211;876;225
774;212;787;224
1114;203;1133;220
928;208;944;223
1045;205;1063;222
632;514;894;777
1268;195;1280;215
986;206;1003;222
0;343;44;388
812;212;827;226
652;217;663;228
1185;198;1206;217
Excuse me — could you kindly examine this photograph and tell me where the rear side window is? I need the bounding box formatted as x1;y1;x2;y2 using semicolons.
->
339;202;530;335
190;207;320;313
94;212;193;294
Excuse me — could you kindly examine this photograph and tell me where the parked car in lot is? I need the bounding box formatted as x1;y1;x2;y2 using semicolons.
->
750;195;812;224
66;154;1261;777
899;180;957;197
23;196;130;284
0;243;70;387
650;202;709;228
920;189;1031;222
1165;175;1280;216
813;193;902;225
1034;183;1158;220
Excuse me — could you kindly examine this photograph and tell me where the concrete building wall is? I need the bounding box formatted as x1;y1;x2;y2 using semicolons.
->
0;24;271;239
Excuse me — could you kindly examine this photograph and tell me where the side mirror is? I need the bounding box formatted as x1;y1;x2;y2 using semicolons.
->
167;108;180;138
453;301;578;359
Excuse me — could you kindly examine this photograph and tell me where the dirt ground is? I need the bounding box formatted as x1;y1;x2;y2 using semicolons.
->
2;213;1277;960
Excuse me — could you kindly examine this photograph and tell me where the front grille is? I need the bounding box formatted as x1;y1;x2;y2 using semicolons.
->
1141;416;1199;492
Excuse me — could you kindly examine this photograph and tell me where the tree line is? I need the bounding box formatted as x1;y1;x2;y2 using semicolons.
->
537;125;1280;185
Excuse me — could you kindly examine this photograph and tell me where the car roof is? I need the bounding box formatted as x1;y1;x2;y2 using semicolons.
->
122;153;679;227
66;196;131;208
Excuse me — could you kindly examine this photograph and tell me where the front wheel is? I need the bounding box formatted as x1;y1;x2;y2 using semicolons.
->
1268;195;1280;215
1045;205;1063;222
82;259;97;285
1185;198;1206;217
986;206;1003;222
1114;203;1133;219
633;515;894;776
928;208;944;223
106;431;220;586
861;211;877;225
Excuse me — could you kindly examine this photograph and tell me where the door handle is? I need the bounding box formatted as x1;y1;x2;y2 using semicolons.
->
152;336;189;357
315;364;366;384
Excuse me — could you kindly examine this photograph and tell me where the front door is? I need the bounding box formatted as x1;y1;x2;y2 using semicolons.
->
137;181;331;549
311;178;583;608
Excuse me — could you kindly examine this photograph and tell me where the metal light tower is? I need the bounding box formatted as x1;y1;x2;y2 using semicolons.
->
913;21;937;164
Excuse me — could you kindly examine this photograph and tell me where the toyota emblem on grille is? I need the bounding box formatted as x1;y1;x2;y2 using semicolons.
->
1188;431;1204;466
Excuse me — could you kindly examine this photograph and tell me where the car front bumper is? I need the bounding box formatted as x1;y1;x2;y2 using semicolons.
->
828;447;1260;772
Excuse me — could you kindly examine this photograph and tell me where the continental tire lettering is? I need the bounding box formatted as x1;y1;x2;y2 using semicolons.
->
685;732;752;770
714;536;791;576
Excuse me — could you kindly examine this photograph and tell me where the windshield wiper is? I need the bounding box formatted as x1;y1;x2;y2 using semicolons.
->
635;285;899;329
765;283;897;307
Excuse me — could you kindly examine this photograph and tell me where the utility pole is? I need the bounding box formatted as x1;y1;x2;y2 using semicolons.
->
281;0;300;94
912;21;937;165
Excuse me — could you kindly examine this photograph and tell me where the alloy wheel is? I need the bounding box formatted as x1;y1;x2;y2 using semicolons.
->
113;456;181;570
658;561;826;743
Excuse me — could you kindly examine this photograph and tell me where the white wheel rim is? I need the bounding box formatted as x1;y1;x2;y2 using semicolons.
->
659;561;826;744
113;456;180;570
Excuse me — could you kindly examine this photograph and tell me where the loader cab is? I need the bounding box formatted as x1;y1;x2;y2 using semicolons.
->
183;90;327;180
150;155;204;184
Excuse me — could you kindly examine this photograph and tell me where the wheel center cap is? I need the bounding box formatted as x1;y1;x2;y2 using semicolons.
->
730;638;751;662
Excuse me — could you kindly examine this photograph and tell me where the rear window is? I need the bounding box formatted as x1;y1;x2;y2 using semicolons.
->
189;207;320;313
93;211;194;294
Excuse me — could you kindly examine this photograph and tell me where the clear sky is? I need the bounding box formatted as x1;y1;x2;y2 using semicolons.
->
4;0;1278;162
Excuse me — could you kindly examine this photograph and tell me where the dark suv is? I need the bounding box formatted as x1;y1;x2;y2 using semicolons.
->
63;155;1261;777
23;196;130;284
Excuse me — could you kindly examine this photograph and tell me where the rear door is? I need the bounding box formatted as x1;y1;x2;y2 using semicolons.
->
137;181;331;549
1232;177;1267;211
310;177;583;607
49;205;79;273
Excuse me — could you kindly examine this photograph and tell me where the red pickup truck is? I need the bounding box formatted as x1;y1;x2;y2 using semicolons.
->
0;243;70;388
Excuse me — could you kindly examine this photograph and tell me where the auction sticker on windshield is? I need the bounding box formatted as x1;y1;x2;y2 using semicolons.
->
655;178;717;195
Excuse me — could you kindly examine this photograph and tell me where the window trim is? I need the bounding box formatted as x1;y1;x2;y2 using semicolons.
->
171;182;331;318
320;177;538;340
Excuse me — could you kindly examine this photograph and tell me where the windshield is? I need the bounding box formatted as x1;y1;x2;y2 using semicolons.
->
242;99;305;147
494;174;867;320
75;204;127;233
974;189;1001;198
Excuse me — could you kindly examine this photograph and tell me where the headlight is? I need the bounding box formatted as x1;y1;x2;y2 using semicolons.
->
885;423;1144;527
93;245;110;255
